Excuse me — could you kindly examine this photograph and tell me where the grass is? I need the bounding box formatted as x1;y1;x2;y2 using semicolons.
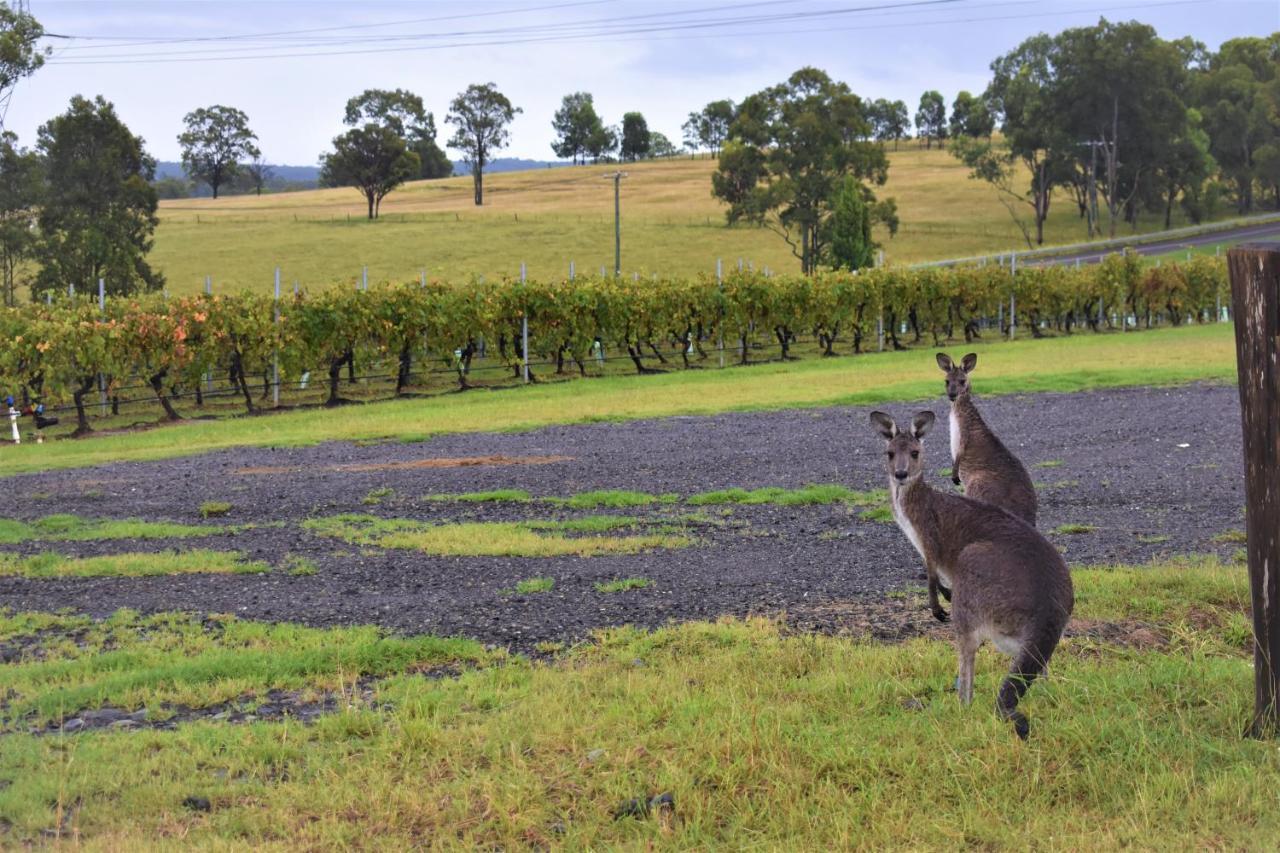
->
145;149;1259;294
198;500;232;518
360;487;395;506
0;558;1272;847
424;489;533;503
1136;534;1171;544
593;577;653;593
0;514;234;544
0;549;269;579
1054;523;1098;535
302;514;689;558
687;484;884;507
861;506;894;523
0;323;1235;478
511;577;555;595
1213;529;1248;544
283;555;318;577
554;489;674;509
1034;459;1064;468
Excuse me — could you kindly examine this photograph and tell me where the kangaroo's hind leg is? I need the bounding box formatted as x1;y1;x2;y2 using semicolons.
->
953;606;979;705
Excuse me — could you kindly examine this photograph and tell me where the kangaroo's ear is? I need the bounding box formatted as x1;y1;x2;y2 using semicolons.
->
961;353;977;373
911;410;936;439
935;352;953;372
869;411;897;439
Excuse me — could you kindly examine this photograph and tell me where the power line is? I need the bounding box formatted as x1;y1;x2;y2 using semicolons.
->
44;0;967;65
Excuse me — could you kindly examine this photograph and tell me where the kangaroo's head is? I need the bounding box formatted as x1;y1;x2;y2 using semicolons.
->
870;410;936;485
936;352;978;402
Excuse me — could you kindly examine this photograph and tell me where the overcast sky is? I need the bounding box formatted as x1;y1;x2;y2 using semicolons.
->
8;0;1278;165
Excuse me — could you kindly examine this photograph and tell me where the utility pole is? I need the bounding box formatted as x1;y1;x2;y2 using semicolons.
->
604;171;627;276
1079;140;1104;240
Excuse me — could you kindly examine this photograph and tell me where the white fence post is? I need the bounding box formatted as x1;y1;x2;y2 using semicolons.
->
273;267;281;408
569;260;575;281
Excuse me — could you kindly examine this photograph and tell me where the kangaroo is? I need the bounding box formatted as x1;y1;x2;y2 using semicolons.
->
937;352;1038;526
869;410;1073;739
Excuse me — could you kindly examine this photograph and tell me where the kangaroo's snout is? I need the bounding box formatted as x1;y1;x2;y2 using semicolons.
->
894;470;909;481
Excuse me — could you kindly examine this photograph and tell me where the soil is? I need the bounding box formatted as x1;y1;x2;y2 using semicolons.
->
0;382;1246;653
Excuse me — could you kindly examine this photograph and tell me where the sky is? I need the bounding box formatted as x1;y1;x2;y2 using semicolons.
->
7;0;1279;166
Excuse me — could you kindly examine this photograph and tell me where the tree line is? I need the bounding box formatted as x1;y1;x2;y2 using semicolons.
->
0;252;1226;435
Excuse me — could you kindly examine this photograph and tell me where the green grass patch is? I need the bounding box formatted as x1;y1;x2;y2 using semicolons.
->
860;505;894;523
1213;529;1247;544
198;500;233;518
360;487;395;506
554;490;665;509
1054;523;1098;535
0;514;234;544
0;324;1236;477
688;484;884;507
283;555;319;577
1034;460;1064;468
302;514;688;558
510;577;555;595
593;577;653;593
0;549;268;579
424;489;533;503
0;556;1274;847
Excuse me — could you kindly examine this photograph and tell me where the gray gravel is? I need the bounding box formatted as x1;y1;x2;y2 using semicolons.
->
0;382;1246;650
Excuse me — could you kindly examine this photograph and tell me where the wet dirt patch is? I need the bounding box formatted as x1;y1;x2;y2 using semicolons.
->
234;454;574;476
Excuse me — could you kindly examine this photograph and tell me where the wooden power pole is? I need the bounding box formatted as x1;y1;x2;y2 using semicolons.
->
1229;242;1280;737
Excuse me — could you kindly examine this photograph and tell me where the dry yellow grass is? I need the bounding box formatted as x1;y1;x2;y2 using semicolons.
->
151;147;1211;293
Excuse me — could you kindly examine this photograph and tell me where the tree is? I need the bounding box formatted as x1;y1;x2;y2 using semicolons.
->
320;124;419;219
177;106;259;199
827;176;874;270
1153;107;1215;227
958;33;1074;247
0;133;40;306
870;98;910;150
648;131;678;159
950;91;994;138
0;5;48;122
243;157;274;196
620;112;650;161
681;99;735;155
551;92;604;165
35;95;163;298
586;123;617;163
1051;19;1191;236
446;83;521;206
344;88;451;180
915;91;947;148
711;67;892;274
1195;35;1280;213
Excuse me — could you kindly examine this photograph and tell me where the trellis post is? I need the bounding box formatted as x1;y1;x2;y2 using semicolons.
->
1229;242;1280;738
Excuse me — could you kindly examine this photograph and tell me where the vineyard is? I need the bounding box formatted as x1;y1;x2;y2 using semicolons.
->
0;252;1227;435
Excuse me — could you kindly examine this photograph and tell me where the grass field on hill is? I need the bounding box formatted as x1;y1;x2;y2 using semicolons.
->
151;148;1233;294
0;323;1235;476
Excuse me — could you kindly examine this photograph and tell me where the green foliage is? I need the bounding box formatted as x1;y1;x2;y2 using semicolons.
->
344;88;452;180
512;577;555;594
34;95;162;299
552;92;607;165
827;176;875;271
199;501;232;518
177;105;260;199
689;484;883;507
0;133;42;307
320;124;420;220
556;490;660;509
713;67;891;274
914;90;947;147
0;5;48;93
426;489;533;503
593;576;652;593
446;83;521;206
619;112;651;162
361;487;394;506
1054;523;1098;535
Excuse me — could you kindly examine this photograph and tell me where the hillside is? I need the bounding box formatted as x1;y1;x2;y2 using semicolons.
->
151;147;1218;294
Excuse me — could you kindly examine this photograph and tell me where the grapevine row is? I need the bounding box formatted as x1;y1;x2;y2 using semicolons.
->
0;252;1227;434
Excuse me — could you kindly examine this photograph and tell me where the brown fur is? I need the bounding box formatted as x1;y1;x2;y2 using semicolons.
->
937;352;1038;525
870;410;1073;739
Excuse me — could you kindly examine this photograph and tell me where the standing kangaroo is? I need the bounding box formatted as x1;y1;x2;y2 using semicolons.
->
937;352;1038;526
870;410;1073;739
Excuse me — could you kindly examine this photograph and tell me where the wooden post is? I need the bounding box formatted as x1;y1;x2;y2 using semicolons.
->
1229;242;1280;738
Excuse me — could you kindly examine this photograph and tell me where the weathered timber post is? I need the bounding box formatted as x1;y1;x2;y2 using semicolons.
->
1228;242;1280;738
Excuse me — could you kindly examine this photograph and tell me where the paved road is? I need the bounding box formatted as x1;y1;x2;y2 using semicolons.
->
1034;218;1280;267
